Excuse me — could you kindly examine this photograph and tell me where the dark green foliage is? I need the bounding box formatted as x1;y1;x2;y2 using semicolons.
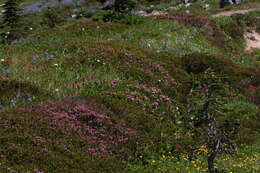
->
0;0;22;42
96;0;107;3
2;0;21;28
92;10;125;22
42;7;66;28
212;16;246;51
231;13;260;28
0;78;52;108
92;10;144;25
222;101;260;144
92;0;137;23
181;53;259;87
114;0;136;13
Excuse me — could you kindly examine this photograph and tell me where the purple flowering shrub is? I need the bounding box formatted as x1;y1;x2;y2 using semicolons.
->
31;97;138;156
0;104;130;172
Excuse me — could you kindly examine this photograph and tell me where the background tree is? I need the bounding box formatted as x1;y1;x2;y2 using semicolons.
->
2;0;21;28
184;69;240;173
1;0;22;41
114;0;136;13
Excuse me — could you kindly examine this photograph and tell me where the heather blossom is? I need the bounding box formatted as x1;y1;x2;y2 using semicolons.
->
31;98;138;155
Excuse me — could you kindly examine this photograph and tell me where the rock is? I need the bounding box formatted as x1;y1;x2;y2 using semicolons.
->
220;0;233;8
232;0;243;4
134;10;148;17
147;10;168;16
71;14;77;18
184;3;191;7
183;0;189;4
100;0;115;10
203;4;210;10
168;6;177;10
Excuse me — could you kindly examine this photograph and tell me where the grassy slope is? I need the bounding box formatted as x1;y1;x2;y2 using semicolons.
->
0;1;260;173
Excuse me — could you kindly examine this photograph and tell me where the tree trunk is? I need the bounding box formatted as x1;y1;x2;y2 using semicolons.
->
208;152;217;173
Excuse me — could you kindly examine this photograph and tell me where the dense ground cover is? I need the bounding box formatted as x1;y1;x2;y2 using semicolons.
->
0;0;260;172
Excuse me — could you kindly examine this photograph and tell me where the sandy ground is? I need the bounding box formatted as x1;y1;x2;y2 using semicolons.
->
245;30;260;51
213;8;260;17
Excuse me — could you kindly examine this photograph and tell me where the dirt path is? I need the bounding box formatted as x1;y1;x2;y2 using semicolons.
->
213;8;260;17
212;5;260;51
245;30;260;51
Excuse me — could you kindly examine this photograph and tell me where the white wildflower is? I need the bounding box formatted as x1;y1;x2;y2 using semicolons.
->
177;121;182;124
0;59;4;62
55;88;59;92
203;4;210;9
54;63;59;67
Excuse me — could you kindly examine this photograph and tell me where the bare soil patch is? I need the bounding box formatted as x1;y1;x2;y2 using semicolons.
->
213;8;260;17
245;30;260;51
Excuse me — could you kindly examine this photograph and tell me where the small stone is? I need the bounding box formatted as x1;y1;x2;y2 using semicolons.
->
135;10;148;17
71;14;77;18
203;4;210;9
184;3;191;7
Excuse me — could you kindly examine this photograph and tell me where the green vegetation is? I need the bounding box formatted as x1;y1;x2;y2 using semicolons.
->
0;0;259;172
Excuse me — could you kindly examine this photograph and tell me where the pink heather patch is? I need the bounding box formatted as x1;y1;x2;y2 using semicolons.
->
248;85;257;90
33;168;44;173
31;98;137;155
74;105;91;112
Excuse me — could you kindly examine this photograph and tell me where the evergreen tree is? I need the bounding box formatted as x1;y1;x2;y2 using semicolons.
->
0;0;22;42
185;69;240;173
114;0;136;13
2;0;21;29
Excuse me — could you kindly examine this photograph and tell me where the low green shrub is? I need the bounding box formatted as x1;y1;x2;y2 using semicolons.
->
212;16;246;51
92;10;125;22
91;10;144;25
181;53;259;87
41;7;66;28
